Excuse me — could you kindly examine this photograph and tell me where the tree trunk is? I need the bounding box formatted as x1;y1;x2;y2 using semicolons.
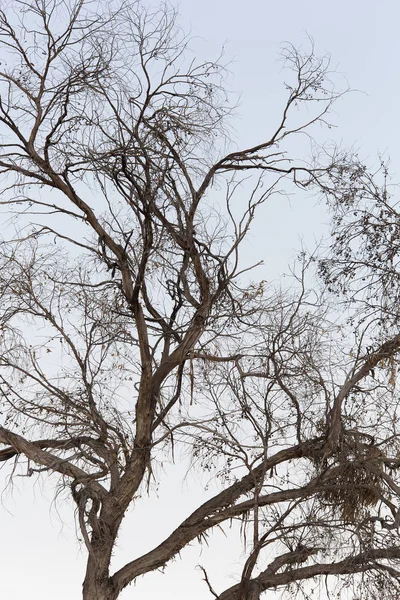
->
82;577;118;600
82;552;118;600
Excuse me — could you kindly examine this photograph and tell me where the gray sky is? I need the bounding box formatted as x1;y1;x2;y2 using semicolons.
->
0;0;398;598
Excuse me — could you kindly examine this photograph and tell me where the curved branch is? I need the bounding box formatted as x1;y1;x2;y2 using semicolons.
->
111;438;321;592
217;547;400;600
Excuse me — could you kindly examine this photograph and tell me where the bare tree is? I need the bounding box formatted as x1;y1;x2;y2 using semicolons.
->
1;2;400;600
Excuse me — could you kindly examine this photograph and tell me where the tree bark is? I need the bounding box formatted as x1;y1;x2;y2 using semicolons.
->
82;561;118;600
82;583;117;600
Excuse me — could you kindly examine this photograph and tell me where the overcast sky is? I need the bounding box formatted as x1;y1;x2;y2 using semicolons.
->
0;1;398;598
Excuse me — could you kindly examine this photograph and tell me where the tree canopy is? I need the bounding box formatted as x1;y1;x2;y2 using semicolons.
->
0;2;400;599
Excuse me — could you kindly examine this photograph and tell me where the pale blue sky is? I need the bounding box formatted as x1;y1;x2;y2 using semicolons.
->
0;1;398;598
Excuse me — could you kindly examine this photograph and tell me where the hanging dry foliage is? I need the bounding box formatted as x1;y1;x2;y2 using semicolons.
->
319;441;384;522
